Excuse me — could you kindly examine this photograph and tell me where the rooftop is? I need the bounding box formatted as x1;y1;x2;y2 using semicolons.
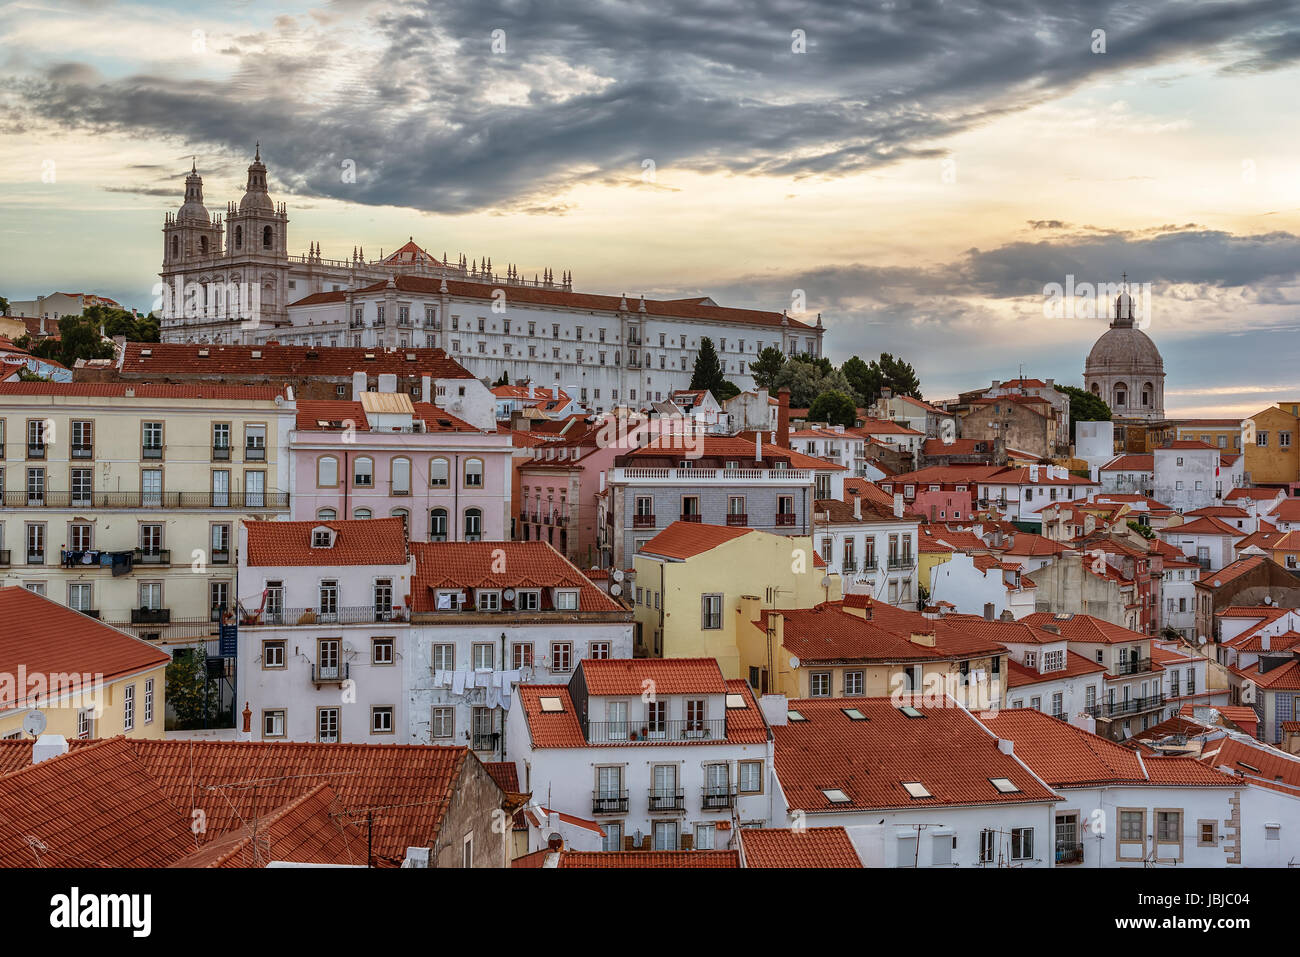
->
243;518;409;567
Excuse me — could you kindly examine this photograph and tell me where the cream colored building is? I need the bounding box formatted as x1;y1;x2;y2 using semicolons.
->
0;382;295;651
632;521;840;681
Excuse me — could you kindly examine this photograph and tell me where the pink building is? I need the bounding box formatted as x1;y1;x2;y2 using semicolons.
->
518;421;623;566
910;488;975;523
292;392;514;542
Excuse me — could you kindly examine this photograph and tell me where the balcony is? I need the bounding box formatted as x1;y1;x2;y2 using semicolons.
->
702;787;736;811
725;513;748;527
27;444;46;459
142;444;163;460
133;548;172;566
841;561;858;574
592;790;629;815
27;550;45;565
211;445;231;461
131;608;171;624
1088;693;1165;719
679;513;702;523
1113;657;1154;677
310;662;350;685
1056;843;1084;865
245;445;266;462
632;514;656;528
586;718;725;744
614;467;812;485
472;731;498;751
648;788;686;812
0;490;290;509
71;444;93;459
774;513;796;526
888;556;915;570
250;605;409;626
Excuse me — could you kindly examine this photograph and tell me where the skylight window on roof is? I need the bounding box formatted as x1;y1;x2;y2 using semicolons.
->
364;353;376;360
899;705;924;718
841;708;868;721
538;697;564;713
251;350;262;359
787;710;807;722
990;777;1020;793
725;693;747;709
1238;762;1260;774
140;348;152;356
902;781;932;799
821;788;851;804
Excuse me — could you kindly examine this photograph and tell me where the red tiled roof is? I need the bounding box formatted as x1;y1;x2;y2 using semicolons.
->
1162;440;1216;450
410;541;621;613
0;381;288;400
917;526;986;553
739;827;862;868
1100;454;1154;472
1000;532;1068;557
639;521;754;559
1199;737;1300;795
243;518;408;567
1186;506;1251;520
119;342;475;378
1021;612;1147;645
763;604;1005;665
583;657;727;695
1171;516;1242;537
294;398;480;433
0;587;169;710
622;434;842;470
557;850;740;868
1198;555;1266;587
1271;499;1300;522
1005;651;1107;688
773;697;1058;812
922;437;993;456
1225;487;1285;502
1244;658;1300;690
290;274;818;330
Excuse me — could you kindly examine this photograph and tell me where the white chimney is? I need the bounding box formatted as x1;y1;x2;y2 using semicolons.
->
351;371;367;400
893;492;904;518
755;431;762;463
378;373;397;393
401;847;431;868
997;739;1014;756
527;383;535;399
1029;464;1039;482
33;733;69;765
421;374;432;404
854;496;862;520
1262;633;1270;651
759;694;789;727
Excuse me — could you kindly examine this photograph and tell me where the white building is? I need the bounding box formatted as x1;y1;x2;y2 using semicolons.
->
235;518;411;743
961;617;1108;718
771;696;1059;867
1099;453;1154;495
1153;441;1231;513
928;551;1037;621
506;658;775;853
406;541;633;760
813;495;922;606
1159;516;1240;573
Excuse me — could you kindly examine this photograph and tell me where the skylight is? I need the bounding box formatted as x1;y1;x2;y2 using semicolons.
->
899;705;924;718
538;697;564;713
902;782;932;799
841;708;868;721
990;777;1020;793
787;710;807;722
725;693;747;709
821;788;851;804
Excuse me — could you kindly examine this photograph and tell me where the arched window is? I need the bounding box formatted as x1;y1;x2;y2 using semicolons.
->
354;507;372;520
354;457;374;488
199;236;208;256
317;507;337;520
430;508;448;542
1142;382;1153;407
391;457;411;495
317;455;338;487
391;508;409;535
429;457;449;488
1113;383;1127;408
234;225;242;250
170;235;179;259
464;507;483;541
464;457;484;488
263;225;273;249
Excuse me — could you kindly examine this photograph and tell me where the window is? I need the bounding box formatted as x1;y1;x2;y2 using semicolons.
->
809;672;832;697
317;508;337;521
1010;827;1034;861
391;457;411;495
143;678;154;724
472;707;495;750
551;642;572;673
71;468;92;507
262;640;286;668
1119;810;1144;842
430;508;448;541
844;671;864;695
464;458;484;488
372;637;394;665
142;421;163;456
317;707;340;743
554;589;577;610
123;684;135;731
653;821;678;851
1198;821;1217;846
371;706;394;734
516;590;540;611
701;594;723;629
589;641;611;659
429;457;449;487
354;457;374;487
979;829;995;863
432;643;455;671
739;760;763;793
472;642;495;670
262;710;286;738
431;707;454;738
319;580;339;620
464;508;482;541
512;643;534;669
69;523;93;552
1156;811;1181;843
244;424;266;460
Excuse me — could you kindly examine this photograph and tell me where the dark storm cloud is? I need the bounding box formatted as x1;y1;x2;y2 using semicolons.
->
4;0;1299;212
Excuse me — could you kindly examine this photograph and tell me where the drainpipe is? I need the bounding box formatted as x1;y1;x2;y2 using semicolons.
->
500;630;508;761
453;453;460;539
343;450;350;519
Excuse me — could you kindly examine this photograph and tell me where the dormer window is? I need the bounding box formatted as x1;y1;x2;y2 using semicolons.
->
555;590;579;610
311;526;335;548
434;589;462;610
476;590;501;612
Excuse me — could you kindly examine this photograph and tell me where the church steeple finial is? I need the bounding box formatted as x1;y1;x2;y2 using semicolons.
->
255;141;261;162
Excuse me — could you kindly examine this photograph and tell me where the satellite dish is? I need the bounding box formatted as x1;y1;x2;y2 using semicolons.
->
1197;635;1208;645
609;583;622;596
612;569;626;582
503;588;517;601
23;710;47;737
820;576;832;588
789;656;800;669
1264;596;1274;605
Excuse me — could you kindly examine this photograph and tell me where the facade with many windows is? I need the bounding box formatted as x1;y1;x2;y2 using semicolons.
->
0;382;293;650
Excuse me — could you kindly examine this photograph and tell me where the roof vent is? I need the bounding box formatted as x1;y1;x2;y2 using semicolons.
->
405;353;417;361
251;349;263;359
197;348;210;357
364;353;376;361
306;350;320;360
140;348;152;357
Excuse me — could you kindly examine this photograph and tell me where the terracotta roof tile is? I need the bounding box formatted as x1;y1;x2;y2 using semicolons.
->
410;541;621;613
1200;738;1300;796
557;850;740;868
119;342;475;378
0;381;288;400
582;657;727;695
639;521;755;559
1021;612;1148;645
1005;651;1107;688
739;826;862;868
243;518;409;567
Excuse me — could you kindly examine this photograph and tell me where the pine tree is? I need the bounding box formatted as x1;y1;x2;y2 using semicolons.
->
690;336;726;394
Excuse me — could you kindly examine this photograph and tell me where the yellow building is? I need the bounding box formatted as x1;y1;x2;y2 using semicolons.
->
1174;419;1243;453
0;381;296;651
1244;403;1299;487
0;585;169;740
632;521;839;681
742;596;1006;709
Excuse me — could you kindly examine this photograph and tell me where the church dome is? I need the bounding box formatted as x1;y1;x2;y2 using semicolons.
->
238;144;274;213
1085;325;1164;373
177;162;210;223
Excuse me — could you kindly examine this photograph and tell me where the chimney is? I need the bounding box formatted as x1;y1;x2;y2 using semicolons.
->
997;739;1014;756
854;496;862;520
421;374;432;404
242;702;252;733
777;387;791;449
378;373;397;393
1262;632;1270;652
351;370;366;399
983;602;995;621
527;383;535;399
547;834;563;851
1029;464;1039;482
1042;624;1060;635
755;430;762;463
893;493;904;518
32;734;69;765
759;694;789;727
909;632;937;647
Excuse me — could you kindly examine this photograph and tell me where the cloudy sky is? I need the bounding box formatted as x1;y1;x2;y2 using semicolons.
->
2;0;1299;415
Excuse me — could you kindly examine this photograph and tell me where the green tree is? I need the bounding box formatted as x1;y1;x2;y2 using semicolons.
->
492;370;510;387
843;352;922;406
690;336;726;394
750;346;786;391
771;356;857;408
0;296;9;316
1127;520;1155;540
165;647;218;729
714;380;741;401
809;389;857;428
1055;384;1112;443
